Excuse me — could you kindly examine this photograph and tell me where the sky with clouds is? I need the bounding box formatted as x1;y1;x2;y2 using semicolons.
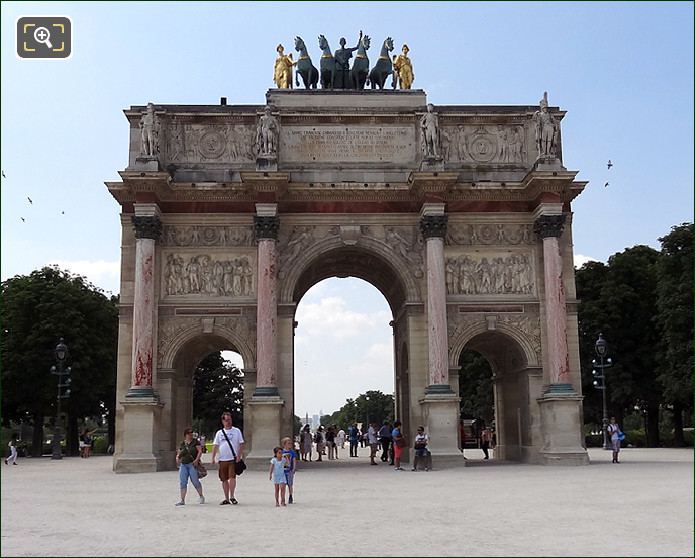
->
2;2;693;416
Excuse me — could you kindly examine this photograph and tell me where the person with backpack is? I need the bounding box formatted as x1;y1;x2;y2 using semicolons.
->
607;417;623;464
348;423;359;457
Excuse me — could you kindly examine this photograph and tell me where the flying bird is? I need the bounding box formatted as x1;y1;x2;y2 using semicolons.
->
20;217;25;222
27;197;33;204
604;182;609;188
607;160;613;170
1;170;5;178
61;211;65;215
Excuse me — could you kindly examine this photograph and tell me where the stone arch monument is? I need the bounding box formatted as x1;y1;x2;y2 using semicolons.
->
107;89;589;472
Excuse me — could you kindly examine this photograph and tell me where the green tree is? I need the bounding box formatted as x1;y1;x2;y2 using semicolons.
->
1;267;118;456
655;223;693;446
321;391;394;428
458;350;494;424
192;352;243;437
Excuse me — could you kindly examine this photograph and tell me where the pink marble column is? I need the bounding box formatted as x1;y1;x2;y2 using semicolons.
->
129;213;161;397
254;215;280;397
420;214;453;393
534;214;572;390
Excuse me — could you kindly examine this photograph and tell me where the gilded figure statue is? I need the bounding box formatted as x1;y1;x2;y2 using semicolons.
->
273;44;296;89
393;44;414;89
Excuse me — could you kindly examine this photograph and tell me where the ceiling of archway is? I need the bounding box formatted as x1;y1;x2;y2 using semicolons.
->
292;247;405;312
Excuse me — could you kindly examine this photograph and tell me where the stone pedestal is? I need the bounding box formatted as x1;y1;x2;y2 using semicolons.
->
113;396;163;473
256;154;278;172
134;155;160;171
420;157;444;171
537;394;589;466
420;393;463;459
246;396;284;466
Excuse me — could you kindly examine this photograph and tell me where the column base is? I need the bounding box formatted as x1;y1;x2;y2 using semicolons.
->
126;386;155;398
113;394;163;473
425;383;455;395
420;392;461;456
253;386;280;397
246;395;284;465
537;393;589;466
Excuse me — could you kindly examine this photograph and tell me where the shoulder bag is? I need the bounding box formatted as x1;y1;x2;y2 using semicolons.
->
222;428;247;476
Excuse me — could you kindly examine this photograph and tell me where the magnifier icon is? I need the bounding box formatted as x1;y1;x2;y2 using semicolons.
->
33;26;53;49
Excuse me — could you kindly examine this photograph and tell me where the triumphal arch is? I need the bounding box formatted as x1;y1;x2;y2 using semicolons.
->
107;83;590;472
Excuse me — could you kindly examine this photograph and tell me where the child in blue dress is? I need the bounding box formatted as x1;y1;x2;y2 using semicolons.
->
269;447;287;506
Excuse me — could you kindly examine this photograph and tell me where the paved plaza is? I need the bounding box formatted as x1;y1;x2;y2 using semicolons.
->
1;448;693;556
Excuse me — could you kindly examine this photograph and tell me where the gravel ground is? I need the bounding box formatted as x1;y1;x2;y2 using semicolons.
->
1;448;692;556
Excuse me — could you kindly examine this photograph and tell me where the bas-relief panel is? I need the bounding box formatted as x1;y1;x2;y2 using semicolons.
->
161;225;255;247
162;252;256;298
275;222;424;279
445;252;534;296
446;223;534;246
442;124;527;164
163;122;256;165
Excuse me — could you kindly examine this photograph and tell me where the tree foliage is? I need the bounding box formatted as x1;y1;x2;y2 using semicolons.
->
318;390;395;429
575;229;693;447
458;350;494;423
192;352;244;437
1;267;118;456
655;223;694;445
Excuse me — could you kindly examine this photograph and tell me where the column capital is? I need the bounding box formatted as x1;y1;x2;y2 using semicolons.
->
132;215;162;240
254;215;280;240
419;214;448;239
533;214;566;239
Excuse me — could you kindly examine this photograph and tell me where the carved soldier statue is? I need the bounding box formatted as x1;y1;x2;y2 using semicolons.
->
256;106;279;156
139;102;159;156
420;103;440;159
533;91;558;159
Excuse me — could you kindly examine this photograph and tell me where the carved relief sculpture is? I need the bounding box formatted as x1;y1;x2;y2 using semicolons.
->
161;225;254;247
445;254;534;295
278;225;316;270
383;225;423;277
445;223;535;246
139;102;160;156
164;254;255;297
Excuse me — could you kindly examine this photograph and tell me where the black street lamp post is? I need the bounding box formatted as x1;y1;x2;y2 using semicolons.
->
50;338;72;460
592;333;613;451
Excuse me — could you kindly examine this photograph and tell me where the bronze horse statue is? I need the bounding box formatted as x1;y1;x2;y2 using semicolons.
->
317;34;335;89
350;34;370;90
368;37;394;89
294;36;318;89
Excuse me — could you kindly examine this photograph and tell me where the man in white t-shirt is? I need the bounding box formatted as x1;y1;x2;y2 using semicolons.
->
211;412;245;505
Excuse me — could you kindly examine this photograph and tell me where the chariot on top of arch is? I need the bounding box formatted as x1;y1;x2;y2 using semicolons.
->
273;33;415;91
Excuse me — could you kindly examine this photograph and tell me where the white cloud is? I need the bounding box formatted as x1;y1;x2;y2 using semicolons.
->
295;296;391;340
47;259;120;294
573;254;598;268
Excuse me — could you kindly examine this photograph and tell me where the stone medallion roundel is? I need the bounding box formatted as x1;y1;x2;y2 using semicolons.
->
199;130;226;159
469;133;497;163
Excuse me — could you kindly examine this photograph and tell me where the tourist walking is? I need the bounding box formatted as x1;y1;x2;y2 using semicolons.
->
269;447;287;506
281;437;297;504
378;421;392;463
314;426;325;462
336;427;346;449
392;421;407;471
481;426;491;460
300;424;313;462
326;426;336;460
5;436;18;465
412;426;432;471
367;421;379;465
211;412;245;505
348;423;359;457
79;429;96;458
607;416;623;463
175;427;205;506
